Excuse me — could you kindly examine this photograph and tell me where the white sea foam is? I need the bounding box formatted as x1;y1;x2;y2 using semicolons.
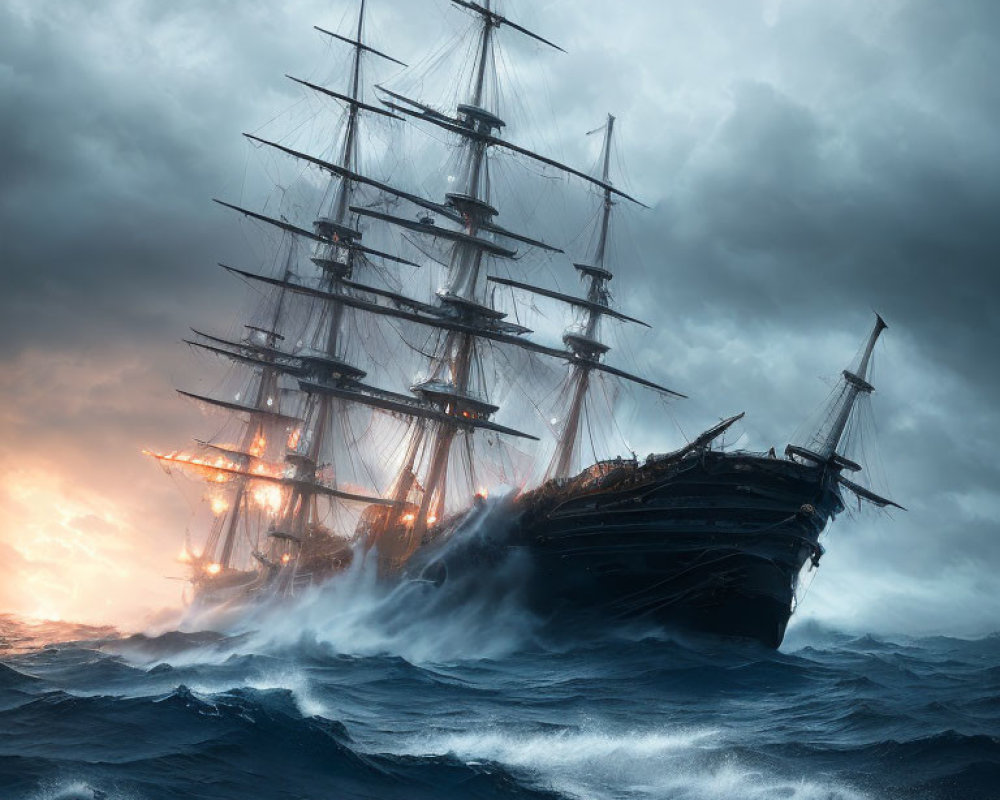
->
29;780;145;800
242;553;538;664
173;501;545;665
399;727;872;800
241;669;332;719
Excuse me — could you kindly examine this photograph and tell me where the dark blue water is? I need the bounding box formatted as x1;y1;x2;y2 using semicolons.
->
2;562;999;800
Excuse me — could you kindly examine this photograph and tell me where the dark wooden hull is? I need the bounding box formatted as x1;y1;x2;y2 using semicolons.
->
412;451;844;649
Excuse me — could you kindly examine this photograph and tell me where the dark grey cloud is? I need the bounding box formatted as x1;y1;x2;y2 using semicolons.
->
1;0;997;633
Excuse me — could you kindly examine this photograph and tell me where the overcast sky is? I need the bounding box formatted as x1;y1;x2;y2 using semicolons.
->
1;0;997;637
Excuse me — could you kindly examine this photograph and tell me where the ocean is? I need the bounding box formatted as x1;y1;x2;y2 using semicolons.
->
1;561;998;800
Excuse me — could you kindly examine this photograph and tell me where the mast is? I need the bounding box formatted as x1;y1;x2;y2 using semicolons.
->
266;0;394;574
409;3;496;525
147;228;299;576
547;114;617;481
154;1;413;588
785;314;902;510
357;3;682;570
787;314;888;466
152;1;692;586
370;0;510;566
216;244;296;568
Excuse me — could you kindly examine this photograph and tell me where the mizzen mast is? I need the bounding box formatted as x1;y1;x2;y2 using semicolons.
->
146;238;301;575
211;246;296;569
261;0;408;569
205;0;416;581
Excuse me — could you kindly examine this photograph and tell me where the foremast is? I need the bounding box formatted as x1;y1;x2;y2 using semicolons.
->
787;314;903;509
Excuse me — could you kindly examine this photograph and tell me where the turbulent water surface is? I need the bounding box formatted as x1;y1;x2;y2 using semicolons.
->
1;562;998;800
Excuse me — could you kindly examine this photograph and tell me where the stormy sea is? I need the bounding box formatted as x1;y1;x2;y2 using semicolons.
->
2;556;998;800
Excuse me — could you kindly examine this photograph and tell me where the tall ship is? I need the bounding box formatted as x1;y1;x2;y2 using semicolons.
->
147;0;901;647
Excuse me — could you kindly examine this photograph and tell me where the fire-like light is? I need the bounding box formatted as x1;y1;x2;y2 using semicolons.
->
206;563;222;575
476;487;489;500
287;428;301;450
249;435;267;457
252;485;284;515
178;548;192;563
143;449;284;484
427;515;438;525
210;496;229;515
401;513;415;523
281;554;291;565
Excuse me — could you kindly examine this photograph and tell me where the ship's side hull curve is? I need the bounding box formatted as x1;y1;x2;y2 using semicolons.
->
413;451;844;649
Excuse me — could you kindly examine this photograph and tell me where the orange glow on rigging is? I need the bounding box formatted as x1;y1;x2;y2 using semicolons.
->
210;496;229;515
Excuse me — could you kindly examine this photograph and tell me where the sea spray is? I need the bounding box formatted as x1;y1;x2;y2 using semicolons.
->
167;496;543;665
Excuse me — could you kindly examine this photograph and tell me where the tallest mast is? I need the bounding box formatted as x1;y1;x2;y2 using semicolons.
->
369;0;562;567
397;0;502;539
355;1;675;569
330;0;365;224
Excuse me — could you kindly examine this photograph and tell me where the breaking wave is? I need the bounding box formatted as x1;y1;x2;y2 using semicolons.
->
158;500;545;665
2;525;999;799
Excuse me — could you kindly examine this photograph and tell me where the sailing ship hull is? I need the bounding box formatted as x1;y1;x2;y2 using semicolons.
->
190;568;265;609
153;3;894;652
412;451;844;649
190;530;355;607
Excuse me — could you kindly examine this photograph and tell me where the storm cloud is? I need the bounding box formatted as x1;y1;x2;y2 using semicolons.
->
1;0;997;634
